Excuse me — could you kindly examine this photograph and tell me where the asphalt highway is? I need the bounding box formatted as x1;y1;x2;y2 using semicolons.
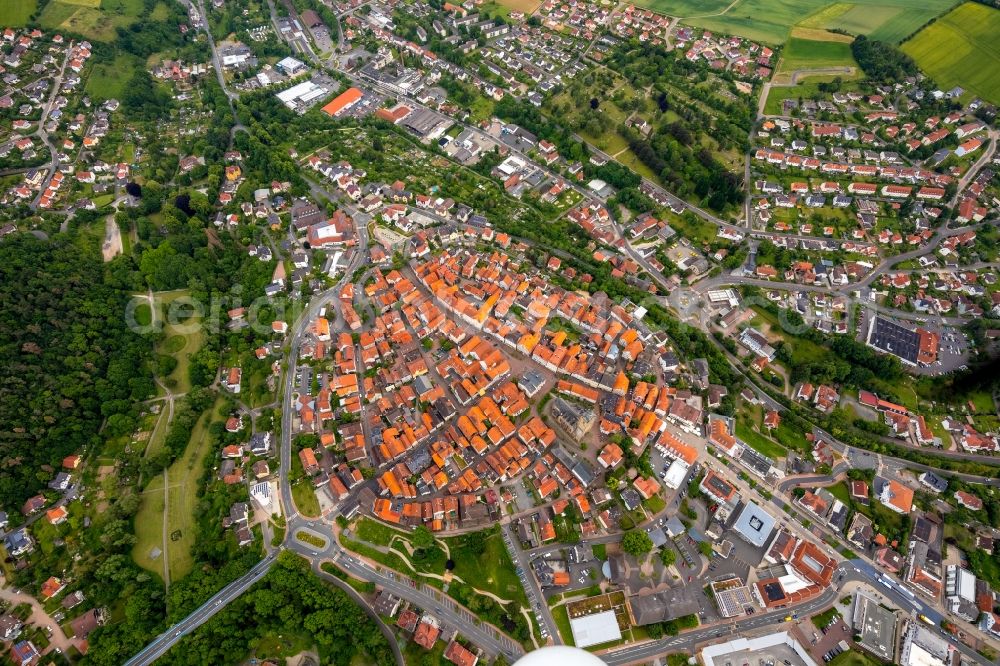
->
122;551;280;666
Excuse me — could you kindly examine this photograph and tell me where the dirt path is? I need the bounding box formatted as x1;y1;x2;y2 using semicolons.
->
101;214;123;262
162;467;171;589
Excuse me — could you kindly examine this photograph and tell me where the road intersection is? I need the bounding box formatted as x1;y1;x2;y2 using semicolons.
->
116;5;1000;666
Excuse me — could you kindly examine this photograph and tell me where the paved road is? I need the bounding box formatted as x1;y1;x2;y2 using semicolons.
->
123;551;280;666
949;128;999;205
0;584;74;654
499;522;559;644
29;43;72;211
602;559;989;666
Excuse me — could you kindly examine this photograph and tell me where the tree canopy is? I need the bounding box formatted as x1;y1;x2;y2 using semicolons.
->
0;234;154;508
621;530;654;557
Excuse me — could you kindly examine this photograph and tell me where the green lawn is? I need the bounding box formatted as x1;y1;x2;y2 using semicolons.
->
666;211;719;247
736;419;787;459
152;290;206;395
291;480;321;518
134;302;152;327
772;420;809;452
777;36;858;74
447;528;529;607
354;517;409;547
341;537;414;575
133;473;167;580
295;530;327;548
967;390;996;414
643;494;667;514
552;605;575;646
0;0;37;25
163;397;227;579
902;2;1000;105
799;0;954;43
827;482;851;505
86;53;141;100
828;649;882;666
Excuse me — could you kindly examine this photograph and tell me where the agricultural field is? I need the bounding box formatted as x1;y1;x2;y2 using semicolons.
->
775;34;858;79
485;0;542;15
38;0;144;41
902;2;1000;105
0;0;37;25
798;0;955;43
633;0;954;45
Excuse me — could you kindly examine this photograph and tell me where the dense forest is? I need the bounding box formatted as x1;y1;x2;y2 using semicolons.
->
0;233;154;508
159;552;395;665
851;36;919;83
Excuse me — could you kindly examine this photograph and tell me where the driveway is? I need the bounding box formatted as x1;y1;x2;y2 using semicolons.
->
0;583;75;654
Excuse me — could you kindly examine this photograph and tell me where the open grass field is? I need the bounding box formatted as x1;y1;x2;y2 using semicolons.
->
776;35;858;76
86;53;141;100
447;529;529;607
291;480;322;517
163;397;225;580
902;2;1000;105
634;0;955;45
0;0;37;25
133;473;167;578
828;649;882;666
152;290;206;395
763;77;858;114
133;397;226;581
492;0;542;13
736;418;787;459
38;0;144;41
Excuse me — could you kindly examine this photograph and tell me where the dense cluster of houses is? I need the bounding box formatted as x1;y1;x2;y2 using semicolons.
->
0;30;131;212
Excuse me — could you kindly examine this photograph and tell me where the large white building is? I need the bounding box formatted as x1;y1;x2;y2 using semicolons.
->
732;501;777;547
900;623;952;666
701;632;816;666
945;565;978;621
568;611;621;649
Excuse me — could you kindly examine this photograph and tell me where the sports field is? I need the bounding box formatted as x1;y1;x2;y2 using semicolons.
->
633;0;956;45
902;2;1000;105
